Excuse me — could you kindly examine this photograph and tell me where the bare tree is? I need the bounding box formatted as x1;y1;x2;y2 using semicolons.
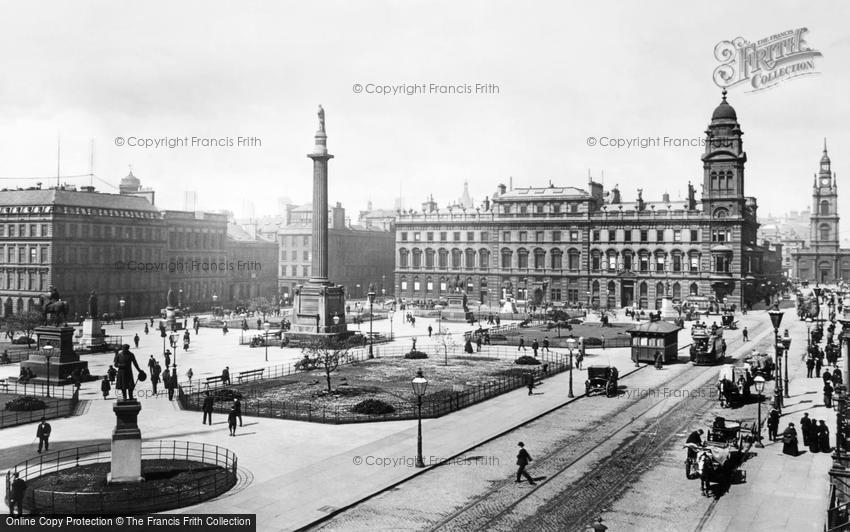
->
433;327;459;366
247;296;276;323
3;311;42;349
300;338;351;393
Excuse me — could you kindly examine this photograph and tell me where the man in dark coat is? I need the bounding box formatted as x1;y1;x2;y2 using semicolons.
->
800;413;813;446
819;420;831;453
9;472;26;515
228;407;238;436
36;417;51;453
113;344;144;400
165;369;177;401
101;375;111;399
518;336;527;351
222;366;231;386
807;357;815;378
531;339;539;357
825;382;834;409
202;392;214;425
133;333;140;348
816;357;824;378
767;408;780;442
233;398;243;427
515;442;536;485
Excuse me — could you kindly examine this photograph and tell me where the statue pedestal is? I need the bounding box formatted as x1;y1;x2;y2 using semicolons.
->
660;296;679;321
286;282;352;345
21;326;88;384
164;307;183;332
79;319;105;347
108;399;143;484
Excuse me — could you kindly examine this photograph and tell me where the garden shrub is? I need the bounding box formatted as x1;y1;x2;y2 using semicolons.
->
5;396;46;411
515;355;541;365
351;399;396;415
568;318;584;324
404;350;428;359
583;337;603;346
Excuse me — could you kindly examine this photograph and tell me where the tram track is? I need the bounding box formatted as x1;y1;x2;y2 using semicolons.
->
427;319;770;532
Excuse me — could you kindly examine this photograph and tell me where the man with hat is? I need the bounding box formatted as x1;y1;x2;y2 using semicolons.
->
8;472;26;515
36;417;51;453
515;442;536;485
113;344;145;400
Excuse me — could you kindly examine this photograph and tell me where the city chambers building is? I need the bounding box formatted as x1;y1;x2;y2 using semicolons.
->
394;91;782;310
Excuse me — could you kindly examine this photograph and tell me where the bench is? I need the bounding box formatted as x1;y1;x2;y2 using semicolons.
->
203;375;226;389
0;378;7;391
237;368;264;384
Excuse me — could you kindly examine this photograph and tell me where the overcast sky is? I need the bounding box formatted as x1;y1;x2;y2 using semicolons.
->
0;1;847;228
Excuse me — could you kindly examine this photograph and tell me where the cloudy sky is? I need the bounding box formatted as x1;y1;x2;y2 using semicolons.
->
0;1;847;227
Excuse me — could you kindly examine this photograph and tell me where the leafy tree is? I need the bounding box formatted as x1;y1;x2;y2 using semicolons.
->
247;296;275;323
3;311;43;348
300;338;351;393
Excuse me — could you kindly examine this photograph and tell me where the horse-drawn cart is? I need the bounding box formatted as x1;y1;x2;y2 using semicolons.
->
716;364;752;408
685;416;751;495
585;365;619;397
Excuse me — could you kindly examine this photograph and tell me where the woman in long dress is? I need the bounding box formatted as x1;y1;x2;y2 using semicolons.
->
782;423;799;456
818;420;831;453
809;421;821;453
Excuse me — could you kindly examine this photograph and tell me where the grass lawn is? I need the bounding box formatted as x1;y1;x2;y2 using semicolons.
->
215;353;559;412
491;322;635;346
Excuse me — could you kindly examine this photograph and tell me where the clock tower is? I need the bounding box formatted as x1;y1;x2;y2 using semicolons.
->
810;140;839;252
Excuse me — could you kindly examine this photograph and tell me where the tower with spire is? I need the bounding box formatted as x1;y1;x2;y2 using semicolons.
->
809;140;839;252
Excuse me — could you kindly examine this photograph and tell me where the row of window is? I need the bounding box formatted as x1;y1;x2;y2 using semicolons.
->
280;265;311;278
168;229;225;250
279;235;312;247
0;245;48;265
399;228;723;245
281;250;311;262
400;231;489;243
0;224;49;238
500;202;581;215
591;228;701;243
53;246;165;264
0;270;49;292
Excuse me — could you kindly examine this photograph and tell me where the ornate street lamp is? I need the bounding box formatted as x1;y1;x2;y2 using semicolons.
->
387;310;395;340
781;331;791;398
263;322;270;362
411;368;429;468
119;297;126;329
43;345;54;398
367;283;376;358
768;305;785;411
753;375;765;448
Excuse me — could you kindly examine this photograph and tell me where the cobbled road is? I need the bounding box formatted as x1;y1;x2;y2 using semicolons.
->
311;315;774;532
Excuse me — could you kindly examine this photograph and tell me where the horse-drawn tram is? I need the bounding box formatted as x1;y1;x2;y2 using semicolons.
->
716;364;752;408
689;323;727;365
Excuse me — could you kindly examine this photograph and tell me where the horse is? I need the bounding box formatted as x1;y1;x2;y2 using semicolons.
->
42;299;69;326
696;450;716;496
716;379;732;408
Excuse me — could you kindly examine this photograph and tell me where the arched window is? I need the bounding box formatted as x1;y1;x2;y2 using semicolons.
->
655;282;665;309
568;249;580;270
425;276;433;292
400;248;410;268
465;248;476;269
710;171;718;190
425;248;435;269
466;277;474;294
671;250;683;272
451;249;462;269
517;248;529;269
690;282;699;296
821;200;830;215
638;251;650;272
689;251;700;272
478;249;490;269
413;276;421;291
607;281;616;309
639;282;648;309
607;250;619;271
438;248;448;269
713;207;728;219
591;280;600;306
412;248;422;268
551;249;563;270
501;248;512;269
622;249;633;271
591;250;601;271
672;282;681;301
820;223;831;241
533;248;546;270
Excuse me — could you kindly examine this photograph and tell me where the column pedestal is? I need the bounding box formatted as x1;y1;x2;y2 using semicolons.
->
108;399;144;484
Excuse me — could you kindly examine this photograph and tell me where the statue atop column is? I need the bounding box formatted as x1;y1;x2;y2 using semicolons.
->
89;290;98;318
113;344;145;400
318;105;325;133
167;288;175;308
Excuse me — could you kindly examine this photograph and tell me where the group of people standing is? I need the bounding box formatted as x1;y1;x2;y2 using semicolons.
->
781;414;832;456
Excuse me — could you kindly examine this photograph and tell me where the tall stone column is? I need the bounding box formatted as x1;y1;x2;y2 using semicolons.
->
309;105;333;283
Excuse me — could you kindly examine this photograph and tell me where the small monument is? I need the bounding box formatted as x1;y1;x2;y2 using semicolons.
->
21;286;89;384
108;344;146;484
164;288;182;332
79;290;106;347
287;106;351;343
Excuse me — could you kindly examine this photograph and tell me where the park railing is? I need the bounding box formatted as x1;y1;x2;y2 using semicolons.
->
0;390;78;429
0;380;79;399
5;440;237;515
180;351;569;424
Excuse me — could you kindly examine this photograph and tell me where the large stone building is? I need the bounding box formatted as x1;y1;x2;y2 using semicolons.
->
225;222;279;302
791;143;850;283
0;171;280;318
394;91;782;309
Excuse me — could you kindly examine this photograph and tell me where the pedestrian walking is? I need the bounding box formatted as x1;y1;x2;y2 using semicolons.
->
186;368;194;385
222;366;231;386
101;375;111;399
144;323;149;335
819;420;831;452
816;357;824;378
476;336;482;352
542;337;550;353
800;413;813;446
222;323;229;335
165;369;177;401
824;370;833;389
654;350;663;370
783;423;799;456
767;407;780;442
807;356;815;378
149;317;155;327
742;326;748;342
9;472;26;515
151;369;161;397
234;397;243;427
164;350;171;368
36;417;51;453
825;381;834;408
575;350;584;370
202;392;214;425
108;364;117;385
228;407;238;436
515;442;536;485
133;333;140;348
518;336;527;351
183;339;189;351
427;325;432;337
496;315;501;326
147;355;156;374
531;339;539;358
834;369;844;387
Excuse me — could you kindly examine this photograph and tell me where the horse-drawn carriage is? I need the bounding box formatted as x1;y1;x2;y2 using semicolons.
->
690;325;727;365
685;416;750;495
743;351;775;380
716;364;751;408
585;365;619;397
721;311;737;330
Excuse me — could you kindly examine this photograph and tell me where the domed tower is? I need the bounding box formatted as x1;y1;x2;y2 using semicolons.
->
701;89;747;217
119;169;141;194
810;140;839;252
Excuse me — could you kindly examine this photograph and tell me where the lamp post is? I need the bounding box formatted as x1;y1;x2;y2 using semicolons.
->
178;289;183;309
388;310;395;340
119;297;126;329
768;305;785;411
212;293;218;314
43;345;54;398
781;331;791;398
160;324;167;356
412;368;428;468
367;284;376;358
263;322;270;362
753;375;765;448
333;313;340;333
565;336;578;398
